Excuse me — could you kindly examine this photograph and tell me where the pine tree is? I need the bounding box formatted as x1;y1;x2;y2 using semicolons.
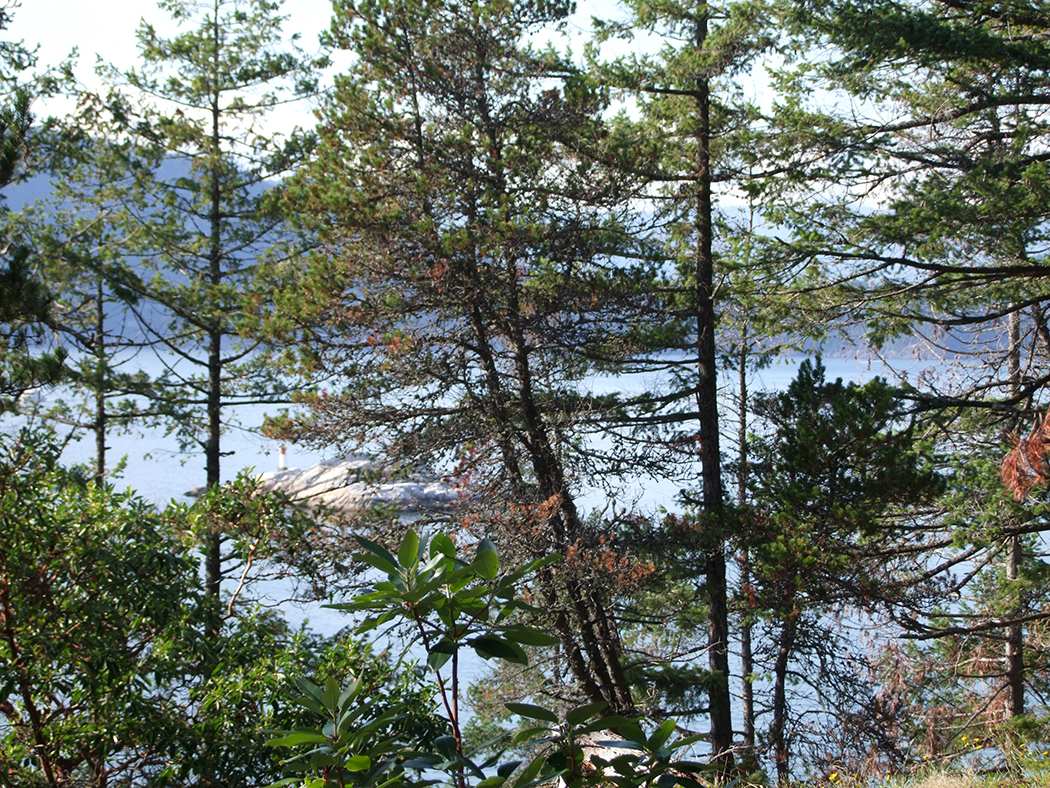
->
275;0;667;716
588;0;780;763
767;0;1050;739
8;132;161;485
744;358;943;781
0;10;66;406
83;0;325;598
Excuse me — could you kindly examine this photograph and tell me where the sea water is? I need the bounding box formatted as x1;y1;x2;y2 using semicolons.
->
9;352;945;638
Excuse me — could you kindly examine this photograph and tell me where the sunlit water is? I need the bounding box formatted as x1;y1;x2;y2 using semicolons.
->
11;352;945;643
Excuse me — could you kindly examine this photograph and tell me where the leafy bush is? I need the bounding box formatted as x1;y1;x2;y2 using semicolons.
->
268;531;713;788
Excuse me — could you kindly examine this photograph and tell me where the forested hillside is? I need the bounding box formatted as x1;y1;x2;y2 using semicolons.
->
3;1;1050;786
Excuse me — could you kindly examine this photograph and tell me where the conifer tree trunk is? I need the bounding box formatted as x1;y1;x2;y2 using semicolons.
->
692;7;733;766
771;613;797;785
204;39;224;602
93;276;107;488
1005;305;1024;718
737;343;756;759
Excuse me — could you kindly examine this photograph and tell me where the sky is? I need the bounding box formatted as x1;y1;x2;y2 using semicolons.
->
11;2;610;83
6;0;615;137
7;0;349;132
8;0;338;76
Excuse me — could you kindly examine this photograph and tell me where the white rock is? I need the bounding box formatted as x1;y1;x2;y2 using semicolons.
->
254;455;459;512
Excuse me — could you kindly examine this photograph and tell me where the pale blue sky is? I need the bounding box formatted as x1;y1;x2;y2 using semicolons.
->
8;0;336;130
8;0;611;131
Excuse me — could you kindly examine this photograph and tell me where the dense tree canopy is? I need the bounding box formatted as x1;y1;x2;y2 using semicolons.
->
271;0;675;718
11;0;1050;785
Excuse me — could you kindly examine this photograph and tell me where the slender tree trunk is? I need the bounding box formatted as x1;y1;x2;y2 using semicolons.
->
204;47;223;603
736;344;755;760
94;275;107;487
1005;305;1024;718
1005;532;1024;718
692;6;733;768
771;610;798;786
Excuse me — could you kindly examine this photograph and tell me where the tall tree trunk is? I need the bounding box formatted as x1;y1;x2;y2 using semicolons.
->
204;57;223;603
93;275;107;487
692;6;733;767
736;344;755;760
1005;304;1024;718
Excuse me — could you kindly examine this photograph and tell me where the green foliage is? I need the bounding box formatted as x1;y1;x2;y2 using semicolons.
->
272;0;679;719
747;358;944;577
0;429;430;787
0;78;67;406
767;0;1050;397
741;358;945;780
335;533;560;724
270;531;712;788
52;0;326;498
0;430;200;785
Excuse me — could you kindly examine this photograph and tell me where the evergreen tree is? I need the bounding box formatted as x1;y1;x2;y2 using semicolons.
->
275;0;666;717
743;359;943;781
0;8;66;406
588;0;783;763
8;132;161;485
767;0;1050;741
83;0;325;598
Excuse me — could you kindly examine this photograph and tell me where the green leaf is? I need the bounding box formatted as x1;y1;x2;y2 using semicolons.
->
322;676;340;712
565;701;607;727
505;702;559;724
430;533;456;558
266;731;331;747
611;722;646;747
513;726;555;745
670;733;706;750
497;760;523;777
295;677;324;703
427;637;456;671
474;538;499;579
355;551;400;577
657;773;705;788
434;735;459;759
403;756;442;770
355;535;400;573
294;696;325;716
471;635;528;664
344;755;372;771
398;530;420;569
309;752;340;768
647;719;676;752
339;677;362;709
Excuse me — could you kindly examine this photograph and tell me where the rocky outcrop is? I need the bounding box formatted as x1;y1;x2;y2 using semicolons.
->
254;455;459;512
